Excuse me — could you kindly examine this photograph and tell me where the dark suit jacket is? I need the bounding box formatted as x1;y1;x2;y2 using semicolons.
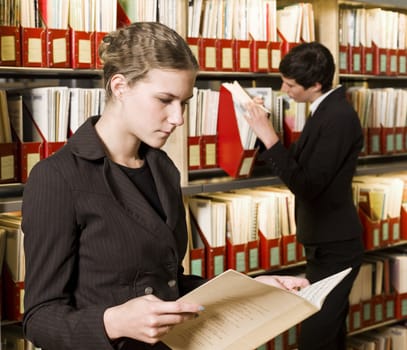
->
22;116;205;350
259;86;364;245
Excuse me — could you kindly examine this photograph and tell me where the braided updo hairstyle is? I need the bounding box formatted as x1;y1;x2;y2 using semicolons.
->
98;22;199;101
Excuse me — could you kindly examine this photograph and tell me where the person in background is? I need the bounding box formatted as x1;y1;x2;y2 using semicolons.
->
245;41;364;350
22;22;309;350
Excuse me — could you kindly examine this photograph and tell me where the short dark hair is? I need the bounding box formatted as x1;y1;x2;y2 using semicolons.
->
279;41;335;93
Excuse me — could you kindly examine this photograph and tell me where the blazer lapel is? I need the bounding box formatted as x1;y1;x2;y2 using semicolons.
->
102;158;176;243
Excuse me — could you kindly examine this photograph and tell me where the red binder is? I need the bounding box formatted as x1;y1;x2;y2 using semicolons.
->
339;44;349;74
234;39;251;72
259;230;281;270
280;234;297;266
358;208;381;251
362;45;375;75
216;39;235;71
200;38;217;71
388;48;398;76
94;31;107;69
269;41;282;73
116;1;131;28
0;142;18;184
2;264;24;321
383;293;396;321
349;46;362;74
380;126;395;155
400;206;407;241
348;303;362;332
250;38;269;72
187;136;201;170
21;27;47;67
367;127;381;155
398;49;407;76
189;217;206;278
70;28;95;69
0;26;21;67
200;135;217;169
277;30;299;58
372;294;384;323
226;237;248;273
186;37;202;68
46;28;71;68
395;292;407;319
361;299;373;328
394;126;405;154
190;214;226;279
381;217;390;247
283;119;301;148
389;216;401;243
217;86;258;178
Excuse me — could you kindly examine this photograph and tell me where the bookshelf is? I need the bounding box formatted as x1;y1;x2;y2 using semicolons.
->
0;0;407;349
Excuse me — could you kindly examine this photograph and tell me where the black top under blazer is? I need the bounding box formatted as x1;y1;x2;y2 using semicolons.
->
22;116;205;350
259;86;364;245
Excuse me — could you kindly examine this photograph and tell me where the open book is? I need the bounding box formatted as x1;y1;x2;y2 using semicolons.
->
162;267;351;350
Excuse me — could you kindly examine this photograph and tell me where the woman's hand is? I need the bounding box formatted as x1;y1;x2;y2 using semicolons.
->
103;294;203;344
254;275;310;292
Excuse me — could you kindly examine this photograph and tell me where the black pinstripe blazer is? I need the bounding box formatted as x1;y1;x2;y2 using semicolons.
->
259;86;364;245
22;116;205;350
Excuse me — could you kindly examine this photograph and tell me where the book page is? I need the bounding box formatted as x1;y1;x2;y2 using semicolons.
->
296;267;352;309
163;268;351;350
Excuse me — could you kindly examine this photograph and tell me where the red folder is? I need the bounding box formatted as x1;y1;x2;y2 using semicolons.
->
388;49;398;76
200;135;217;169
348;303;362;332
234;39;251;72
280;234;297;266
0;142;18;184
94;31;107;69
259;230;281;270
11;107;43;183
250;39;269;72
395;292;407;319
21;27;47;67
296;241;306;263
200;38;217;71
367;127;381;155
247;239;260;272
70;28;95;69
217;86;258;178
2;264;24;321
190;214;225;279
46;28;71;68
269;41;282;73
186;37;202;68
358;207;381;251
394;126;405;154
339;44;350;74
283;119;301;148
400;206;407;241
277;30;299;58
216;39;235;71
372;294;384;323
362;45;375;75
349;46;362;74
0;26;21;67
189;218;206;278
187;136;201;170
361;299;373;328
381;218;390;247
372;42;389;76
398;49;407;76
380;126;395;155
226;237;248;273
389;216;401;243
383;293;396;321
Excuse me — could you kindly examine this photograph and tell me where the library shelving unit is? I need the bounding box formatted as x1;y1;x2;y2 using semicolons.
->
1;0;407;348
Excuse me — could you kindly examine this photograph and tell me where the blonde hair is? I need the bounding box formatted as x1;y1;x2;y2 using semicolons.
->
99;22;199;100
